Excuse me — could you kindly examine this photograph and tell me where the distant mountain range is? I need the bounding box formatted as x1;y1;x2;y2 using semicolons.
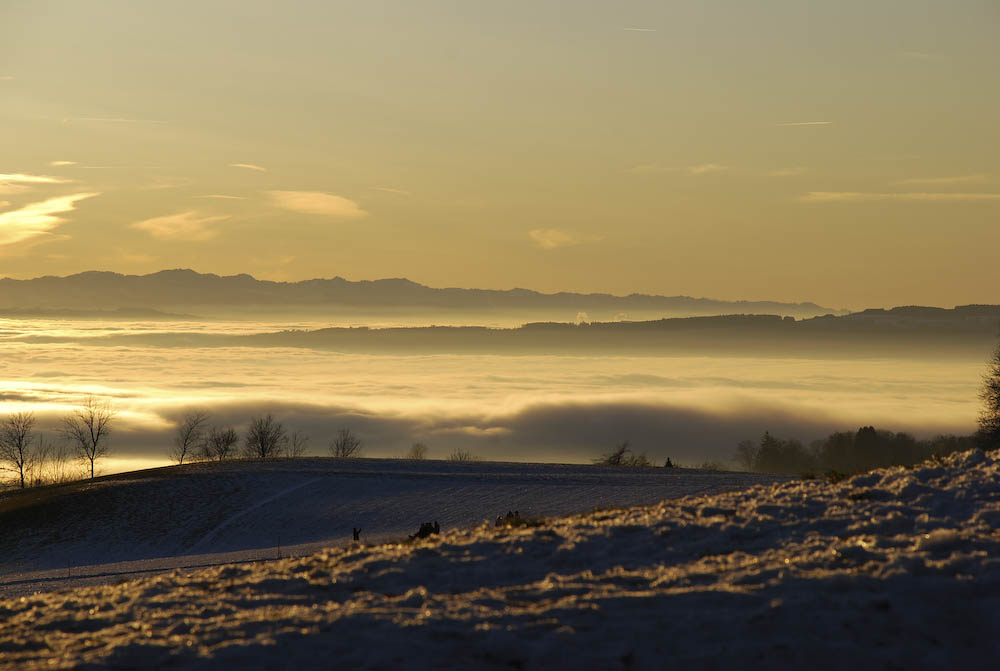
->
0;269;844;320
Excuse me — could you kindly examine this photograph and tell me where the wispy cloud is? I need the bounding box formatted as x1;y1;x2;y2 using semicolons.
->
627;163;729;176
0;173;71;184
0;193;98;248
195;194;249;200
626;163;671;175
767;167;808;177
131;211;229;241
528;229;603;250
49;160;78;167
622;27;657;32
776;121;832;126
371;187;411;196
688;163;728;175
230;163;267;172
267;191;368;219
140;178;194;191
113;248;156;265
894;174;990;186
529;229;576;249
0;76;14;81
801;191;1000;203
0;173;73;194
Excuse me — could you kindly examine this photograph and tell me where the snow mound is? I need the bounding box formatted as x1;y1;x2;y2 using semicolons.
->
2;450;998;670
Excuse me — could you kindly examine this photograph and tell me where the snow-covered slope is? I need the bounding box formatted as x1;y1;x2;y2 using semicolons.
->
0;458;779;592
2;450;997;669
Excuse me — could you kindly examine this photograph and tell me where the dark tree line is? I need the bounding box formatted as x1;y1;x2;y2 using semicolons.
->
167;412;361;463
735;427;977;476
736;332;1000;476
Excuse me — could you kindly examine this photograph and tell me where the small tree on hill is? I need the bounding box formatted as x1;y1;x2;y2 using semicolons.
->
593;440;651;467
243;414;287;459
35;436;75;485
170;410;208;465
0;411;37;489
61;396;115;480
978;339;1000;449
330;428;362;458
284;430;309;458
447;448;476;462
201;426;239;462
406;442;428;460
595;440;631;466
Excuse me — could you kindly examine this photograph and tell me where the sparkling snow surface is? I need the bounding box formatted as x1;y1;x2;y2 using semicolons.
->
2;451;998;669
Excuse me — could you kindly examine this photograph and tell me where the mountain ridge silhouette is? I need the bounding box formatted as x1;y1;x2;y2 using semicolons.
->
0;268;842;317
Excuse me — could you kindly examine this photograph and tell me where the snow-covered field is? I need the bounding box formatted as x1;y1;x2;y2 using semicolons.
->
0;458;777;598
2;451;997;669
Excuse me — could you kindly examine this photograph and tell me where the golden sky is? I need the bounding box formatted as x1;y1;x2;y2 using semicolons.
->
1;1;998;309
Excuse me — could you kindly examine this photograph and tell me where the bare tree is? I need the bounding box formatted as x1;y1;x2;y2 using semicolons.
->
733;439;758;471
329;428;362;458
447;448;476;462
406;442;428;460
201;426;239;462
594;440;630;466
284;430;309;458
593;440;651;467
61;396;115;480
244;414;286;459
169;410;209;465
0;411;36;489
33;435;76;485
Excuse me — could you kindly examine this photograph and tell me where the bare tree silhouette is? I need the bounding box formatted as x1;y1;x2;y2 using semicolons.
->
329;428;362;458
243;414;286;459
201;426;239;462
61;396;116;480
0;411;36;488
170;410;209;465
285;430;309;458
733;439;758;471
447;448;476;462
406;442;428;460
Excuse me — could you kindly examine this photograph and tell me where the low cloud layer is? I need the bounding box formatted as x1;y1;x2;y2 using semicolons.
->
36;395;972;468
3;321;979;472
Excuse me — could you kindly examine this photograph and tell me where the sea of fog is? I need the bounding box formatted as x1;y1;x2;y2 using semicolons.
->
0;318;983;475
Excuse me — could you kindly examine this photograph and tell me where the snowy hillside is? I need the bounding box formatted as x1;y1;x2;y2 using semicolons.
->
2;450;997;669
0;458;779;595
